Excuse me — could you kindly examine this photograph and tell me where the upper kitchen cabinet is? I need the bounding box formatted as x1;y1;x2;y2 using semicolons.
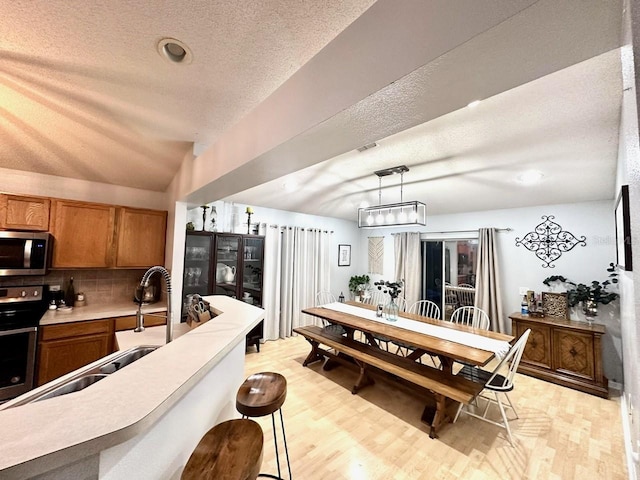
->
115;208;167;268
0;194;51;231
50;200;116;268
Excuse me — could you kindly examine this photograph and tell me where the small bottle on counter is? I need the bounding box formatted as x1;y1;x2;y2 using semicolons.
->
65;277;75;307
338;292;345;303
520;295;529;315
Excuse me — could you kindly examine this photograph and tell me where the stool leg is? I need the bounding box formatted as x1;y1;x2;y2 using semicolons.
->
272;412;282;479
279;408;292;480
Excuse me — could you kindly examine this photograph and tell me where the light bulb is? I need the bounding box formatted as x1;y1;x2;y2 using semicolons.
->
408;209;418;222
366;214;374;225
376;211;384;224
398;209;407;223
386;211;395;223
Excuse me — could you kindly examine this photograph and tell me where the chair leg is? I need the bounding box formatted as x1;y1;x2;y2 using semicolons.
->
503;392;518;419
279;409;292;480
495;392;514;446
453;403;464;423
271;413;282;479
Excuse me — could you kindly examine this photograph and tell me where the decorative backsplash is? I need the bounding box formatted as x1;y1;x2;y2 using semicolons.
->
0;269;148;306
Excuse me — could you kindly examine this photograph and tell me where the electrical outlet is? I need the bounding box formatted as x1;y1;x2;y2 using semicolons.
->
518;287;529;295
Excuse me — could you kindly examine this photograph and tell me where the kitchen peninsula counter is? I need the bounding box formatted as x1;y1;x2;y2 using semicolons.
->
0;296;264;480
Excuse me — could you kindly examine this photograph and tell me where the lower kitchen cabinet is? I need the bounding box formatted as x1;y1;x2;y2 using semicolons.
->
37;319;114;386
509;312;608;398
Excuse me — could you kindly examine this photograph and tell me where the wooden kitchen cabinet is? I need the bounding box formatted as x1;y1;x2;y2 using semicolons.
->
0;194;50;231
115;208;167;267
510;312;608;398
50;200;116;268
37;319;114;386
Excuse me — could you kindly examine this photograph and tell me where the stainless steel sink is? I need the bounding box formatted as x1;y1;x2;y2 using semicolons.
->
99;346;159;374
36;374;109;401
2;345;160;408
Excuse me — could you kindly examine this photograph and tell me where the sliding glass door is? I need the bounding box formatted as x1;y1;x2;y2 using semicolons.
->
420;239;478;320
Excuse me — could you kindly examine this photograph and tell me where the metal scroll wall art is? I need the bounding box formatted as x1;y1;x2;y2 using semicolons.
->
515;215;586;268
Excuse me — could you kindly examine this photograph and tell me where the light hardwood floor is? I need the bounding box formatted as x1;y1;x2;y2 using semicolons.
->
244;335;627;480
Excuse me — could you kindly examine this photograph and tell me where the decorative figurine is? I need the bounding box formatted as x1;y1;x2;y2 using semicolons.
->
246;206;253;234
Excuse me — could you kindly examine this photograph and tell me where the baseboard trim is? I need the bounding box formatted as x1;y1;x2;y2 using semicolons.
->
621;391;638;480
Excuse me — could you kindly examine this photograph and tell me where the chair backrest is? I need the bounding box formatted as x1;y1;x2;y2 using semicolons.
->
456;286;476;307
364;288;389;306
408;300;441;319
450;306;490;330
315;291;336;306
485;329;531;391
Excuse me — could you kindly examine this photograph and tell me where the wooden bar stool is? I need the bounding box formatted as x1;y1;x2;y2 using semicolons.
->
236;372;292;480
181;419;263;480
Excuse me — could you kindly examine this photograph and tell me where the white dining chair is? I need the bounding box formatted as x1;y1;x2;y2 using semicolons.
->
456;285;476;307
314;291;345;336
454;329;531;446
450;306;490;330
408;300;441;319
315;291;336;306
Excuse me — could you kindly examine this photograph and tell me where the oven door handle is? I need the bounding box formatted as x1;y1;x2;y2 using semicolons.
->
0;327;37;336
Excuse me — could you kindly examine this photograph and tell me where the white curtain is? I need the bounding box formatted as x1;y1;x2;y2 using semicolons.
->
394;232;421;309
475;227;506;333
263;226;331;339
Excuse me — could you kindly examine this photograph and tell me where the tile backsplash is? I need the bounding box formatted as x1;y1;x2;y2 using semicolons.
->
0;269;148;305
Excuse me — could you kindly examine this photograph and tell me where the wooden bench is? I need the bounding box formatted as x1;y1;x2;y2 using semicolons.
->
294;325;485;438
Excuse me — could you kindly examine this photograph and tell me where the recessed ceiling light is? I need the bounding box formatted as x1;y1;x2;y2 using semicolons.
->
516;170;544;185
467;100;481;108
357;142;378;152
157;38;193;64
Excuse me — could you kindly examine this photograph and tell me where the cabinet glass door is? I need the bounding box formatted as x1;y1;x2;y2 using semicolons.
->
215;235;241;298
242;237;264;307
182;233;213;319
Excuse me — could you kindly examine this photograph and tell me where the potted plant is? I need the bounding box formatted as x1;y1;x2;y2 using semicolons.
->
348;274;370;301
542;263;618;318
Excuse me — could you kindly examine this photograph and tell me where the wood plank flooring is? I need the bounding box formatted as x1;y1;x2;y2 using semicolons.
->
244;335;627;480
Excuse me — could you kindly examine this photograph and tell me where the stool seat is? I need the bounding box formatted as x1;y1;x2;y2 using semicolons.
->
237;372;287;417
181;419;263;480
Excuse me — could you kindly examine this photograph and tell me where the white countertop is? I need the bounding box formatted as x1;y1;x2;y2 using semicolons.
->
115;323;192;350
40;300;167;326
0;296;264;479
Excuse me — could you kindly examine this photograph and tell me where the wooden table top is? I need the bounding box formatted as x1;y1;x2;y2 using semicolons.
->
303;302;514;367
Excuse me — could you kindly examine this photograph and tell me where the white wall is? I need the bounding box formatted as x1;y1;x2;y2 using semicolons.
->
0;167;167;210
359;200;622;382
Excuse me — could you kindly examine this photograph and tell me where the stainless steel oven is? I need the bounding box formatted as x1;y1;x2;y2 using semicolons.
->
0;286;46;402
0;231;51;276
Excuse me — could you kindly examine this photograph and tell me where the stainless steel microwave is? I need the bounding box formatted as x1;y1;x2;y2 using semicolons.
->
0;232;51;276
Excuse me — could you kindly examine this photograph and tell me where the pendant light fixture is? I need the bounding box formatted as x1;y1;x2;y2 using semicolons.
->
358;165;426;228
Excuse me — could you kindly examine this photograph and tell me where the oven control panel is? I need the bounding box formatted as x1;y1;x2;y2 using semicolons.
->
0;286;44;304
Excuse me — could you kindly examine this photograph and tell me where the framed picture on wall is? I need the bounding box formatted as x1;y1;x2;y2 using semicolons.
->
338;244;351;267
615;185;633;271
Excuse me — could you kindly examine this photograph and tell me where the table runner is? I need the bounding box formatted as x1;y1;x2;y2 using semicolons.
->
321;302;510;359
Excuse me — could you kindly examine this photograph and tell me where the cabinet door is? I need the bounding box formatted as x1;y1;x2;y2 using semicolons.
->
241;236;264;307
50;201;116;268
0;195;50;231
553;329;595;381
214;234;242;299
115;208;167;268
182;232;214;319
517;320;552;369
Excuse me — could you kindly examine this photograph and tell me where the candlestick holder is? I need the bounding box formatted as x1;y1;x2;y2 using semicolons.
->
246;212;253;234
200;205;209;231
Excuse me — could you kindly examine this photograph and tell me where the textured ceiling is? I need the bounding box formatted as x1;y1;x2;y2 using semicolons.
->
0;0;375;191
0;0;624;214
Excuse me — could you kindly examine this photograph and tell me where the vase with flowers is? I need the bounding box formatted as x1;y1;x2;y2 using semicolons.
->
374;280;403;321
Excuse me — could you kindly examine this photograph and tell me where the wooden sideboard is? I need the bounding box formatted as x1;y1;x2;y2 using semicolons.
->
509;312;608;398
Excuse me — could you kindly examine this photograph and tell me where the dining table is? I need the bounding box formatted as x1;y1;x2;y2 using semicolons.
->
300;301;514;436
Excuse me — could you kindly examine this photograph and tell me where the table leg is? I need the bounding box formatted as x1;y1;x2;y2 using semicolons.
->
302;339;324;366
352;360;374;394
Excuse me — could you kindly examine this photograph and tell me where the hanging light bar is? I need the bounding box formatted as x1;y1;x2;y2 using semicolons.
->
357;165;426;228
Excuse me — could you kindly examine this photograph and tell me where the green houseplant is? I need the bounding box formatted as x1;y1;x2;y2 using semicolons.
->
543;263;618;317
348;274;370;300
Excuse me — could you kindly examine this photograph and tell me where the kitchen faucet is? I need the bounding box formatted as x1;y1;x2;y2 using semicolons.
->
135;266;173;344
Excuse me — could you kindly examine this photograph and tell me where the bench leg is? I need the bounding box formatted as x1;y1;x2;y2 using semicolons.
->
422;394;456;439
352;360;375;394
302;339;324;366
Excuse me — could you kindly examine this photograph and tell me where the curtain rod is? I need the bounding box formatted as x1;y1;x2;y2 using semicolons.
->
392;227;512;235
